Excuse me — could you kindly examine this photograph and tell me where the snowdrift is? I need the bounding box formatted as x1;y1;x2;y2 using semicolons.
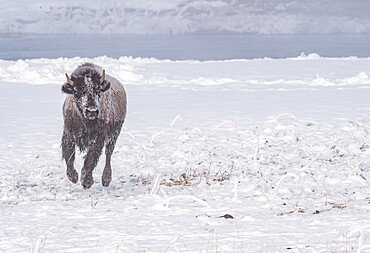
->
0;54;370;89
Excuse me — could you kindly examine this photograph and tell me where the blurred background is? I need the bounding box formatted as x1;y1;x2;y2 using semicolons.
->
0;0;370;60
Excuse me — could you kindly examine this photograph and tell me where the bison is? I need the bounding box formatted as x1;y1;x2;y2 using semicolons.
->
61;63;127;189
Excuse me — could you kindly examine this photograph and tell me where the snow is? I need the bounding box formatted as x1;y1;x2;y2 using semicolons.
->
1;54;370;252
2;54;370;88
1;2;370;249
1;0;370;34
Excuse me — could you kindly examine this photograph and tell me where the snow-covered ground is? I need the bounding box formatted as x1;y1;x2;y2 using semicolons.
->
2;1;370;251
1;0;370;34
1;55;370;252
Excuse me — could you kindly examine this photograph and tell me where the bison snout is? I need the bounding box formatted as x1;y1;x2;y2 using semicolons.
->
85;108;99;120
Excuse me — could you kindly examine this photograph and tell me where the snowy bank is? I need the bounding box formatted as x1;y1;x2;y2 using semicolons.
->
0;54;370;90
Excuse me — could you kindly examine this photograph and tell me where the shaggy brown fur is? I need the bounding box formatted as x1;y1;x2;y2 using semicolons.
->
61;63;126;189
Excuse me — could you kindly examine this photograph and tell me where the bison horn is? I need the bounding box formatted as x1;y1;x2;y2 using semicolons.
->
65;73;74;85
100;69;106;83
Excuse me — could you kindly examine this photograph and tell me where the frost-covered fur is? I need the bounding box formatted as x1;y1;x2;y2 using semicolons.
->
61;63;126;189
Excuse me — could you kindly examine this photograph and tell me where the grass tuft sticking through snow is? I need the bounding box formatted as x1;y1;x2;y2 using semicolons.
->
1;114;370;251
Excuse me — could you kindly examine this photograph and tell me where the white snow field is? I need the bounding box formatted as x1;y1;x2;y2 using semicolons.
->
0;55;370;252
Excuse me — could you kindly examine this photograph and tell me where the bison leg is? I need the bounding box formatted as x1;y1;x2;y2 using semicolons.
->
81;142;104;189
102;130;121;187
62;131;78;184
102;154;112;187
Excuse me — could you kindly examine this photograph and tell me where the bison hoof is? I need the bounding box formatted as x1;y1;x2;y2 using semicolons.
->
102;168;112;187
67;169;78;184
82;174;94;189
102;175;111;187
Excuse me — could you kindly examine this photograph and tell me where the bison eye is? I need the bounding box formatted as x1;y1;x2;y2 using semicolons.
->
74;88;85;97
74;91;82;98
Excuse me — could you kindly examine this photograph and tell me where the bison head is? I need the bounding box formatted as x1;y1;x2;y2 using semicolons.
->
62;67;111;121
